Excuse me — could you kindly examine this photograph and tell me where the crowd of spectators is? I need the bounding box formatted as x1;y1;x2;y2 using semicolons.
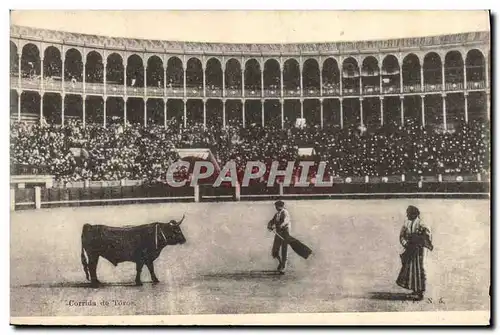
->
10;115;490;184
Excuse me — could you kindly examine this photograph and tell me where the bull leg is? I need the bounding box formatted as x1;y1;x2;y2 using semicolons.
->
146;261;159;284
88;254;100;288
135;262;144;286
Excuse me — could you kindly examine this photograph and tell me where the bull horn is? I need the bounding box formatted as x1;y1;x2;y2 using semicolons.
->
170;214;185;226
177;214;186;226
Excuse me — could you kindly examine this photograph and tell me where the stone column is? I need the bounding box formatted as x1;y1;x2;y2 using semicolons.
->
241;56;245;98
380;96;384;126
61;94;65;126
222;99;226;128
183;99;187;128
464;93;468;124
124;97;128;127
486;91;490;120
144;98;147;127
421;95;425;127
420;65;424;92
222;56;226;98
124;61;127;96
82;95;86;126
40;92;44;124
359;97;364;126
463;58;467;90
163;64;167;98
164;98;167;129
83;62;86;95
442;93;447;131
261;99;265;127
339;98;344;129
17;50;21;92
319;56;323;97
441;61;446;91
281;99;284;129
320;98;324;128
202;61;206;98
300;98;304;119
299;58;304;97
339;57;344;96
40;57;44;91
103;60;107;128
485;55;489;88
242;99;246;128
61;53;65;92
261;58;264;98
17;91;21;122
183;63;187;99
400;95;404;126
280;61;284;98
103;96;107;128
203;99;207;129
144;65;147;97
40;58;44;123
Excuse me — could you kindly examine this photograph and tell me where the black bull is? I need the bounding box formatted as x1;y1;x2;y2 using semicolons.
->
81;215;186;287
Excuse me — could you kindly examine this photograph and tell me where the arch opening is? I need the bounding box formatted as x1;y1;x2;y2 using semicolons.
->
146;56;164;89
402;54;421;92
381;55;400;93
342;57;360;95
322;59;340;96
303;59;320;96
244;59;262;96
126;55;144;88
225;59;242;96
361;56;380;94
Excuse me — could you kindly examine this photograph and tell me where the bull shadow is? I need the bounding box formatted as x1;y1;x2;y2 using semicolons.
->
368;291;419;301
199;270;285;281
19;281;156;289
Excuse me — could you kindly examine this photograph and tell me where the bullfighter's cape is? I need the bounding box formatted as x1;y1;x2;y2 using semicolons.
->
273;229;312;259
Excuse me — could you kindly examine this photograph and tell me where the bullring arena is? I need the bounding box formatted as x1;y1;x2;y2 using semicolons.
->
10;18;490;319
11;200;490;316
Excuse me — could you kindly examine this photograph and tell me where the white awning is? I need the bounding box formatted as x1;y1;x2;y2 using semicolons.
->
298;147;315;157
175;148;221;172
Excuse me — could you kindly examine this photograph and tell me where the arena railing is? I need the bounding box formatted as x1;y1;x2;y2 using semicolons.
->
205;88;223;97
185;88;203;97
467;81;486;90
245;89;262;97
283;89;301;97
342;88;360;96
85;82;105;95
445;82;465;91
64;80;84;94
165;86;185;97
382;86;400;94
10;75;19;88
303;88;320;97
321;87;341;96
402;85;422;93
424;84;443;93
362;86;381;95
145;87;165;97
20;77;42;90
264;89;281;97
10;173;489;211
226;89;242;97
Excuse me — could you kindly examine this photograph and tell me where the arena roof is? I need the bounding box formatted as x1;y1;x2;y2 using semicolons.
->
10;24;490;55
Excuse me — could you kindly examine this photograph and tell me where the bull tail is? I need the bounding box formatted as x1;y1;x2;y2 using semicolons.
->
81;224;91;281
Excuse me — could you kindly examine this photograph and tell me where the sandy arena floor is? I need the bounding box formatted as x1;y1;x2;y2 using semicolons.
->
10;199;490;316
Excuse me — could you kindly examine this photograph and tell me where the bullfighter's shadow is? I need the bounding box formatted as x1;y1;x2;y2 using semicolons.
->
368;291;419;301
199;270;285;281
